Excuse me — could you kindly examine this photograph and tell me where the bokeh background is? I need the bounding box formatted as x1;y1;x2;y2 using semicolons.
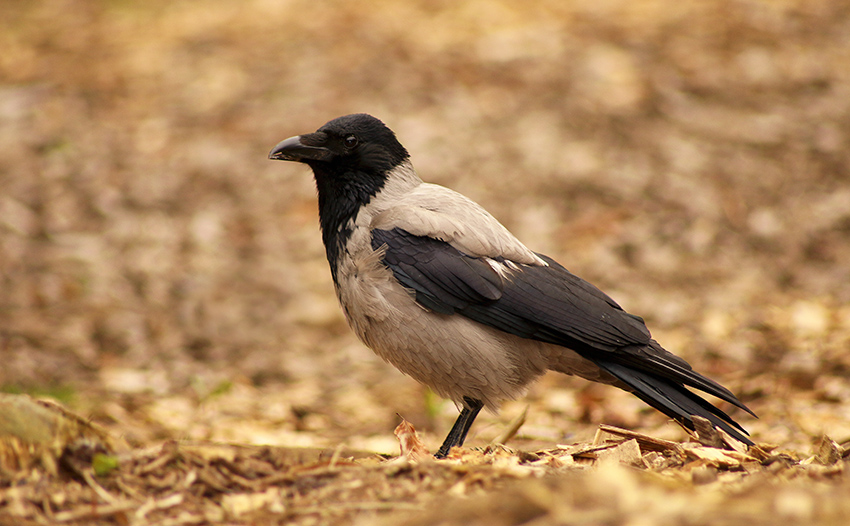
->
2;0;850;455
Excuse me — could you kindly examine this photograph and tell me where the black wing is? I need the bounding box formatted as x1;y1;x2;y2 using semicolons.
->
372;227;755;444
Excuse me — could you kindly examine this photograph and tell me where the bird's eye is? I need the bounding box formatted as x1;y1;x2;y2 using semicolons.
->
344;135;358;148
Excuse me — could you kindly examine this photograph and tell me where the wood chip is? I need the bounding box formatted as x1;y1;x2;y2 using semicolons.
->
682;445;756;467
692;416;725;449
596;425;684;454
814;435;843;466
595;439;645;468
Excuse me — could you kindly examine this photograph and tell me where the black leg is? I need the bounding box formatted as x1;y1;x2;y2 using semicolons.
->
435;397;484;458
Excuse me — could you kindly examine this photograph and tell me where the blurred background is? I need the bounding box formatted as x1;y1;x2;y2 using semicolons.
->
1;0;849;454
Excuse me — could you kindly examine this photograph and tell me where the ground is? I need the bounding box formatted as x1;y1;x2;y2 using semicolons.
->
2;0;850;524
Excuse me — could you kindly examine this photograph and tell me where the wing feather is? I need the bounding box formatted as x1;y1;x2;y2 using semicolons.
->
371;227;754;444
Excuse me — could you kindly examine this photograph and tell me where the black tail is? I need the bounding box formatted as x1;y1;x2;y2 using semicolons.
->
594;359;754;446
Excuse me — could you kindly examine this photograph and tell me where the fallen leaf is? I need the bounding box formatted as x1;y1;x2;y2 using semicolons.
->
394;417;430;462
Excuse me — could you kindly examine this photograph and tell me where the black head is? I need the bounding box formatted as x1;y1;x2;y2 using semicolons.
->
269;113;409;183
269;114;411;278
269;112;410;216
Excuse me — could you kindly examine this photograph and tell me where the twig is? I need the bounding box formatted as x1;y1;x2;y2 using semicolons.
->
53;501;137;522
592;428;604;447
134;493;184;523
115;477;146;500
328;443;345;469
152;512;207;526
136;441;181;475
42;494;55;522
491;406;528;446
292;501;424;515
82;470;120;504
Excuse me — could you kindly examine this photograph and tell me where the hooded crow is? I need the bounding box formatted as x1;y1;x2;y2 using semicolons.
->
269;113;755;457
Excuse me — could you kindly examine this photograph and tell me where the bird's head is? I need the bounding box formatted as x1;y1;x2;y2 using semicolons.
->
269;113;409;185
269;114;415;253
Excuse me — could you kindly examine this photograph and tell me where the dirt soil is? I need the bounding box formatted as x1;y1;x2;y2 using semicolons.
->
2;0;850;524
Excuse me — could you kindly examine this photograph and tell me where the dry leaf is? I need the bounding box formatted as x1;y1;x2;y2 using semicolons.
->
394;418;430;462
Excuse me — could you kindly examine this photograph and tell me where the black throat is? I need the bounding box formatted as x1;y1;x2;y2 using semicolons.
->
311;165;388;284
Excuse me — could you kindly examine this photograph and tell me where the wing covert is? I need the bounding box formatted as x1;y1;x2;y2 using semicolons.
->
371;227;650;351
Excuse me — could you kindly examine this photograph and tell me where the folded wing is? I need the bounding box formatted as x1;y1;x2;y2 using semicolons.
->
372;227;754;444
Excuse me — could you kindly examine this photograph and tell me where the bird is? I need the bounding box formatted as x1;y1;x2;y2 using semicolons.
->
269;113;755;458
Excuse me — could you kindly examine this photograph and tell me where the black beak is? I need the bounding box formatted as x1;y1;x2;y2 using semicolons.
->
268;135;333;162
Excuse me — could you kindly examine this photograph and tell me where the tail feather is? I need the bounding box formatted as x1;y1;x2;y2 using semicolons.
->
595;360;754;446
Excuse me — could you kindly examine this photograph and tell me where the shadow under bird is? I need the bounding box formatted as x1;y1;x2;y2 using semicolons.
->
269;113;755;457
